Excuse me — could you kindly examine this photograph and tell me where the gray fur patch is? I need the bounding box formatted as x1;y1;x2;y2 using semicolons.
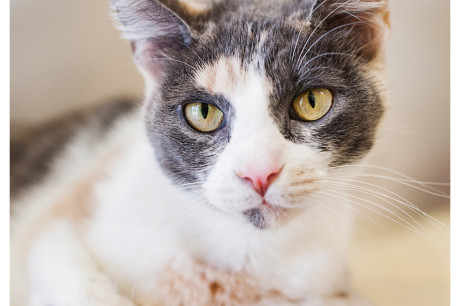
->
244;208;266;229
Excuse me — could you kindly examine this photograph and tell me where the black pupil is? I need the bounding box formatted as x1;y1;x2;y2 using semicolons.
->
307;91;316;108
201;103;209;119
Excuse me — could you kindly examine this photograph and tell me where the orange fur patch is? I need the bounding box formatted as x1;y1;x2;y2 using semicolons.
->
195;57;244;97
147;259;288;306
180;0;210;15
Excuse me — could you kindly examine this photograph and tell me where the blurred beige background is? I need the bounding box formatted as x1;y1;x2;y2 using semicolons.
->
11;0;450;305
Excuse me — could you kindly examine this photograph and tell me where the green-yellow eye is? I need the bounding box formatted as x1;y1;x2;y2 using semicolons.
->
292;88;333;121
184;102;224;132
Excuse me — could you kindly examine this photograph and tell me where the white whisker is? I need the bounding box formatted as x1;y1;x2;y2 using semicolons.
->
309;192;392;235
310;202;339;241
290;0;328;63
324;180;427;230
310;196;375;243
324;177;449;231
299;52;360;73
331;171;449;198
316;189;431;239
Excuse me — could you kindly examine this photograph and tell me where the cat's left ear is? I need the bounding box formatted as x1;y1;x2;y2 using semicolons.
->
109;0;207;79
312;0;390;62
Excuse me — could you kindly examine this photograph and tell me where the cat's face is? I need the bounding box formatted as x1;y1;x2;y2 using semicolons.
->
111;0;389;229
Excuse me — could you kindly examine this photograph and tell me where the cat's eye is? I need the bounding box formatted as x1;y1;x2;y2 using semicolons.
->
292;88;333;121
184;102;224;132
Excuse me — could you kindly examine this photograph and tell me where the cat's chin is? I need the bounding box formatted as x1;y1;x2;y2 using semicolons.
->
242;203;299;230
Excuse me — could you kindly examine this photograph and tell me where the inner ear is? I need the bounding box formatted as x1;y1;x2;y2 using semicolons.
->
329;10;390;61
110;0;204;79
312;0;390;62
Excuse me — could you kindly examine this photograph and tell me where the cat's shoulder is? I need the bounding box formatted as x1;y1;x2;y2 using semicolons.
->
10;99;141;199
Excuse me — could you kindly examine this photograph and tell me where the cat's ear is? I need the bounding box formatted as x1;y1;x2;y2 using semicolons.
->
312;0;390;62
109;0;202;79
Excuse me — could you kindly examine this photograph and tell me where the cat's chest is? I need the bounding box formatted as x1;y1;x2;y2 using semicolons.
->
99;234;346;306
130;256;304;306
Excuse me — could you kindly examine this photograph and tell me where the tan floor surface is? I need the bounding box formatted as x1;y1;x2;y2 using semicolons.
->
351;205;450;306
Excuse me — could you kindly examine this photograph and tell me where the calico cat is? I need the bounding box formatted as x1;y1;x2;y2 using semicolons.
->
11;0;390;305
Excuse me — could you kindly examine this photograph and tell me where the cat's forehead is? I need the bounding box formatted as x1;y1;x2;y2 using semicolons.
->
190;21;292;101
194;17;293;63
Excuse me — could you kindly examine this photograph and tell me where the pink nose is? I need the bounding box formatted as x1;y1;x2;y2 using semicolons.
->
237;165;282;196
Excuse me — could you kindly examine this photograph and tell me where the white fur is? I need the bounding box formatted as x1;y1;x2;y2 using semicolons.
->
28;220;135;306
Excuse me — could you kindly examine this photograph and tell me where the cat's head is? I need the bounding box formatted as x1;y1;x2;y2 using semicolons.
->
111;0;390;229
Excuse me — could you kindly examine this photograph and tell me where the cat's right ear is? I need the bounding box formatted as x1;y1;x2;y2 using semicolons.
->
109;0;193;80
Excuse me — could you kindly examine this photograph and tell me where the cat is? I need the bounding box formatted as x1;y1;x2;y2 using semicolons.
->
10;0;390;305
